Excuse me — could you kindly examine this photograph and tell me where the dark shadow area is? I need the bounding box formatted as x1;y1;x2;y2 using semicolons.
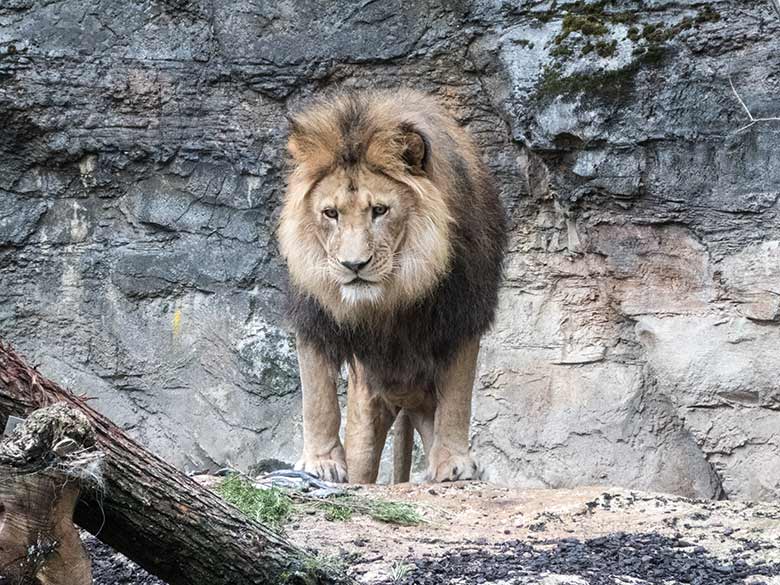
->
387;532;780;585
84;535;166;585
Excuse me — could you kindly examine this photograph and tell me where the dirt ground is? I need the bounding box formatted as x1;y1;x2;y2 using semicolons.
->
87;482;780;585
287;483;780;584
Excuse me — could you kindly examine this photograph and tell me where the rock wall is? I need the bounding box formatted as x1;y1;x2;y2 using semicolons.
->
1;0;778;500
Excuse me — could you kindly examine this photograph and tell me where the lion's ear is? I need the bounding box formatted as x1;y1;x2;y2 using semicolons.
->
287;137;301;160
400;126;427;175
286;115;305;161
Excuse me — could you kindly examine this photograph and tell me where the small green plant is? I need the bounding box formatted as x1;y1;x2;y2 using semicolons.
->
390;560;412;583
280;554;351;585
302;554;348;577
216;474;292;528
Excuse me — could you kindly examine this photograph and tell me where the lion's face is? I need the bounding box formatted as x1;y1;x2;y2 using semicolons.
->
308;168;412;306
280;163;452;320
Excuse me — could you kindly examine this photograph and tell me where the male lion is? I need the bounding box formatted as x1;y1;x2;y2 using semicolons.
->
278;89;506;483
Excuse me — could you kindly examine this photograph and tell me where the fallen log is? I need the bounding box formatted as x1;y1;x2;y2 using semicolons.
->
0;404;96;585
0;342;351;585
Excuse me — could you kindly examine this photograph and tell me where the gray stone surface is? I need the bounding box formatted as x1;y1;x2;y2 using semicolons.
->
1;0;778;500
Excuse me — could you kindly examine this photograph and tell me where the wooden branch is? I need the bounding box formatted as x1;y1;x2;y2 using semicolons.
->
0;341;352;585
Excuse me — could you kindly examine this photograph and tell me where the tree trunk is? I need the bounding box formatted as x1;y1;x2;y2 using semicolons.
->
0;341;351;585
0;404;94;585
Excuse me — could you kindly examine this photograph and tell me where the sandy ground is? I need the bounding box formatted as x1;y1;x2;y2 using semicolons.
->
87;481;780;585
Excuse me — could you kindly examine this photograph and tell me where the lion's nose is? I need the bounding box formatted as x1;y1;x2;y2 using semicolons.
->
340;256;372;273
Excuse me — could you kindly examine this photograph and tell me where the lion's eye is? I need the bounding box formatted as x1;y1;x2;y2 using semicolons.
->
372;205;388;218
322;208;339;220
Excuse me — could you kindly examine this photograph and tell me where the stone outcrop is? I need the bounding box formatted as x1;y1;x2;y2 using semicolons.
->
1;0;778;500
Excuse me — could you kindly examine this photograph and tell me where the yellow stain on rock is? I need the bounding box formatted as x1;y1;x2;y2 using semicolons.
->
173;309;182;337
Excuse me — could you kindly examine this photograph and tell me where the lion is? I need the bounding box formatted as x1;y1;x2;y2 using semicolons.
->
278;89;506;483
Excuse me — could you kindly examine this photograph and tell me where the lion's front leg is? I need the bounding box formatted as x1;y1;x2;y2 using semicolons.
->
345;361;396;484
294;335;348;483
427;338;482;482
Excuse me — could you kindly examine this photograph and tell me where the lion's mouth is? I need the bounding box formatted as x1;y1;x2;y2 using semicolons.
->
340;276;384;305
344;277;373;286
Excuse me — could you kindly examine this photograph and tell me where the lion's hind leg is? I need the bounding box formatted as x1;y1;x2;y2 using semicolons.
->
392;411;414;483
345;362;396;484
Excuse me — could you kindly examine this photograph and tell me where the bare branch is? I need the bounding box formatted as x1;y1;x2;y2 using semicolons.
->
736;121;759;134
729;77;754;120
729;76;780;133
771;0;780;19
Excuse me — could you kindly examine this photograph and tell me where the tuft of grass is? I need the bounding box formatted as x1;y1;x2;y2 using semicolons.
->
304;495;424;526
364;499;422;526
217;474;292;528
302;554;348;577
216;474;423;528
390;560;412;583
321;501;354;522
307;494;423;526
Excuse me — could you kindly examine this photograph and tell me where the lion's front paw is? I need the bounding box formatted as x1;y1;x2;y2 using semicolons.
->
427;450;481;483
295;455;348;483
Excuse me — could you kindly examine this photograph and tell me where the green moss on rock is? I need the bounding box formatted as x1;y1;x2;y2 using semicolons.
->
569;0;638;24
536;64;638;101
595;39;617;57
559;13;609;39
547;2;714;66
535;36;669;103
696;5;721;23
551;44;574;58
513;38;535;49
637;44;667;65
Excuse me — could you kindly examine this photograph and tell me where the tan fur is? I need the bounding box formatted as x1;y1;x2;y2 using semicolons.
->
280;90;492;483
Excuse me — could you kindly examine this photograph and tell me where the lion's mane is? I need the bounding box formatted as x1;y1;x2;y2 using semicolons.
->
280;89;506;392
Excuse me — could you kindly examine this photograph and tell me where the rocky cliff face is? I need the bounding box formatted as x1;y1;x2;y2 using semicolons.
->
1;0;778;500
